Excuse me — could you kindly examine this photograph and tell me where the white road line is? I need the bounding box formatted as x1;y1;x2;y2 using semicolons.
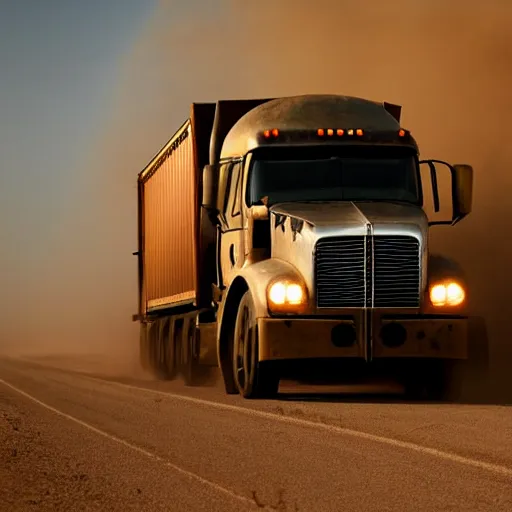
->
84;375;512;479
0;378;256;508
6;359;512;479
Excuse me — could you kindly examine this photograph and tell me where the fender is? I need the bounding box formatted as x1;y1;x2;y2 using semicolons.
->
423;253;469;315
217;258;306;340
428;253;467;284
215;258;306;393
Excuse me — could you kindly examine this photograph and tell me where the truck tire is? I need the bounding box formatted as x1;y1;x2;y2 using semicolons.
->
402;360;448;401
139;323;151;371
458;315;490;402
147;321;162;377
232;291;279;399
162;318;178;380
151;319;178;380
179;315;211;387
180;316;196;386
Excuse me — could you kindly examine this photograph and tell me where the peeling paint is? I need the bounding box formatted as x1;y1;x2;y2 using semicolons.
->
274;214;286;231
290;218;304;241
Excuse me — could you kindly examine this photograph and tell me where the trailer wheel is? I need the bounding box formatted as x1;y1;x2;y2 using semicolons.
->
232;291;279;399
139;323;151;371
148;321;163;376
162;318;178;380
180;315;210;386
180;316;196;386
150;319;177;380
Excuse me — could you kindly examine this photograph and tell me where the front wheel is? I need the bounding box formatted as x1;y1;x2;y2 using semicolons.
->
232;291;279;399
401;360;450;401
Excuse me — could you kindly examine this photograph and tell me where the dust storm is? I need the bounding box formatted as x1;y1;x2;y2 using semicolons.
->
2;0;511;398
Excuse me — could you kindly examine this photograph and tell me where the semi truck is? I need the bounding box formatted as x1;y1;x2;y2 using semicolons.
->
133;94;473;400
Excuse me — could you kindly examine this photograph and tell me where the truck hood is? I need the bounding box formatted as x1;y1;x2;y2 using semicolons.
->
270;201;427;232
268;201;429;299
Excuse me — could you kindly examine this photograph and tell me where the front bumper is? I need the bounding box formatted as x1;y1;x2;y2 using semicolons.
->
258;314;468;362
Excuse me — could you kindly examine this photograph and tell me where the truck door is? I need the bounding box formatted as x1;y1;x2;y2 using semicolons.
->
218;160;244;288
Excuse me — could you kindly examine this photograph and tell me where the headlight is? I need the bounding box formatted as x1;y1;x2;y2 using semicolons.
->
429;281;465;307
267;279;307;313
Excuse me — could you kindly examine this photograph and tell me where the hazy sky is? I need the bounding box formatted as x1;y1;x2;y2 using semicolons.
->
0;0;154;260
0;1;157;351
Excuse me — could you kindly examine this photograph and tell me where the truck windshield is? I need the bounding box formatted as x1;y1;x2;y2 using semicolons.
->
247;148;420;206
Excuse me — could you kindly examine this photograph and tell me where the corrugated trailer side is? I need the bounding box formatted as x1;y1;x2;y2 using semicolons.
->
135;103;216;318
138;120;197;314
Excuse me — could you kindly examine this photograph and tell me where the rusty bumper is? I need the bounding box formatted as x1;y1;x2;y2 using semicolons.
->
258;315;468;362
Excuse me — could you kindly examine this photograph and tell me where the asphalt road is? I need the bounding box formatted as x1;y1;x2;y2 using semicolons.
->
1;355;511;512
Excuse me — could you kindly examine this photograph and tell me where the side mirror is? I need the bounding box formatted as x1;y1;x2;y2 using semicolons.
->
419;159;473;226
202;164;219;211
249;205;269;220
452;164;473;224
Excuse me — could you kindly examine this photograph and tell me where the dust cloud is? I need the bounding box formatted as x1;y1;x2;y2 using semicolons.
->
3;0;512;396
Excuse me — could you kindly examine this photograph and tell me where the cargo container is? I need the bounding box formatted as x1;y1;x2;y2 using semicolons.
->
133;94;475;400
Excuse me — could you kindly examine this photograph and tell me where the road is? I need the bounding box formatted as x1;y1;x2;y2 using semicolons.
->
1;355;511;512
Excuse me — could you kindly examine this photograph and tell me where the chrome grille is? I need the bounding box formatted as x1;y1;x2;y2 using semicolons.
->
315;235;420;308
373;236;420;307
315;237;366;308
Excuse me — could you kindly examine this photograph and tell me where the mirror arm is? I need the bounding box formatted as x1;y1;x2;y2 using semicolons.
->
429;159;460;223
420;158;463;223
428;220;453;227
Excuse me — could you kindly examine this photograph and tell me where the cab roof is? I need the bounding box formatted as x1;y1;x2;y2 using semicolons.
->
220;94;403;160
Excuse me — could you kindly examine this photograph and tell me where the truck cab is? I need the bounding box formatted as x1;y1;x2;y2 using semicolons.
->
202;95;473;398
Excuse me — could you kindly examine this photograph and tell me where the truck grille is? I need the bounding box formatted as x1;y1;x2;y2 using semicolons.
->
315;235;420;308
315;237;366;308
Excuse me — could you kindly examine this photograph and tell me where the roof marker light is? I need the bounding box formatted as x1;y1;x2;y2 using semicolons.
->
356;129;364;136
272;128;279;137
398;129;406;137
317;128;325;136
337;129;344;136
327;129;334;136
263;130;271;138
347;129;354;136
